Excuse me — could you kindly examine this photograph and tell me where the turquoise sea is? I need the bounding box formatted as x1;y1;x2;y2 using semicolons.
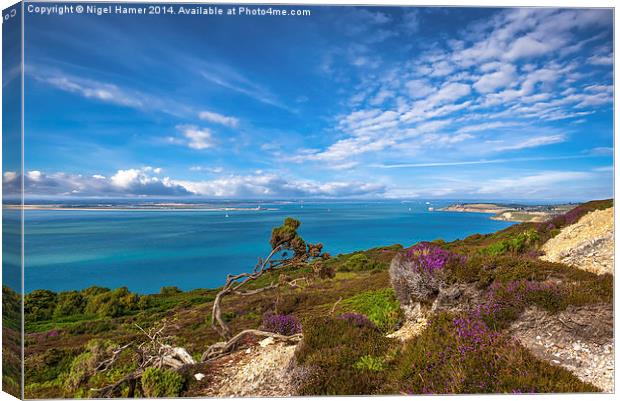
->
22;200;514;293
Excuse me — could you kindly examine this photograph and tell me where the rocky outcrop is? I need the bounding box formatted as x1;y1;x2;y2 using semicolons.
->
509;304;614;392
201;339;297;397
541;207;614;275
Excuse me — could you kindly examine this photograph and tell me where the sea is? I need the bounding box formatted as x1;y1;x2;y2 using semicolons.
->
17;200;515;294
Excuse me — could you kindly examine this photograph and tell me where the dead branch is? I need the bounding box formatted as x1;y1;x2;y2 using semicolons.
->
201;329;303;362
94;342;134;373
329;297;343;316
90;323;196;398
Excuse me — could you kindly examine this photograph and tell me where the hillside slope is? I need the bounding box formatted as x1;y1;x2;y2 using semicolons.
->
541;207;614;275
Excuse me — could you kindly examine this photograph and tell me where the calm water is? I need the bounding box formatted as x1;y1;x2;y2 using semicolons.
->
23;201;513;293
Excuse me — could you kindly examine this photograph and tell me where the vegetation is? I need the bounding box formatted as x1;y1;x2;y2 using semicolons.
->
141;367;185;398
294;316;391;395
390;242;464;306
338;288;401;332
20;200;613;397
384;312;598;394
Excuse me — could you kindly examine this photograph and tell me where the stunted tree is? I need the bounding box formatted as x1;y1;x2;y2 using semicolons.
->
210;217;331;340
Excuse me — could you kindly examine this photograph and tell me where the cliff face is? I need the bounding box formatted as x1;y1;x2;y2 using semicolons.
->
540;207;614;275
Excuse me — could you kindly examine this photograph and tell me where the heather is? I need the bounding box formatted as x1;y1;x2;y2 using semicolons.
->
293;316;391;395
384;312;599;394
261;313;302;336
390;242;465;306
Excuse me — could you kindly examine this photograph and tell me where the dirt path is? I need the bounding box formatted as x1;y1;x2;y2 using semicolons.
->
199;339;298;397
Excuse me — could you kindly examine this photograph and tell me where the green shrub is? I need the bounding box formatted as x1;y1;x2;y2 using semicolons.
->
84;287;140;318
64;339;118;391
295;316;391;395
81;286;110;298
25;289;57;322
339;288;401;332
160;286;183;296
54;291;85;318
341;254;380;272
141;367;185;397
480;230;540;256
354;355;386;372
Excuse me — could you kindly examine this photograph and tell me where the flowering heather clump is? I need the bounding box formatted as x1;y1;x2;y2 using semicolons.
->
390;243;466;306
405;242;461;274
46;329;60;338
477;279;566;329
338;312;377;329
543;206;589;232
261;313;302;336
452;314;500;356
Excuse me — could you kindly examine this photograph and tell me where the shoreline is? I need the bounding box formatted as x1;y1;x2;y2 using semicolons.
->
6;205;279;212
439;202;574;223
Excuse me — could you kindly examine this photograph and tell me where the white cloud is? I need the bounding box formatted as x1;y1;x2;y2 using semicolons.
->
39;73;144;109
429;82;471;105
189;166;224;173
473;64;516;93
505;35;552;60
5;169;386;198
4;169;190;197
198;110;240;127
492;134;566;151
476;171;592;195
405;80;434;99
176;125;215;150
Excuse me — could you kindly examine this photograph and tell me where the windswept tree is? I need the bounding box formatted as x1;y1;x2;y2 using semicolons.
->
211;217;331;339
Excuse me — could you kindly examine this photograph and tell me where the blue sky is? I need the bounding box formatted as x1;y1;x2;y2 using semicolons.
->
9;5;614;200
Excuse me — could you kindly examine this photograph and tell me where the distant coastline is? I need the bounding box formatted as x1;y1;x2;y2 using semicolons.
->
439;202;576;222
6;204;278;212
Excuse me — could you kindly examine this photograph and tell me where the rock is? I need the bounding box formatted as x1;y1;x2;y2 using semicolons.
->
194;373;206;381
573;343;582;351
259;337;275;348
540;207;614;275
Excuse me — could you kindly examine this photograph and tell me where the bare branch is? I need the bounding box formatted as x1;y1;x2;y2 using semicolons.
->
201;329;303;362
329;297;343;316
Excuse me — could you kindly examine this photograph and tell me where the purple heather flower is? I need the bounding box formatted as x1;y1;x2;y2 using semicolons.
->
404;242;465;274
338;312;376;329
261;313;302;336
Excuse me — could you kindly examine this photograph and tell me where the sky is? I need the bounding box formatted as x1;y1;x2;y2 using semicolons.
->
6;5;614;201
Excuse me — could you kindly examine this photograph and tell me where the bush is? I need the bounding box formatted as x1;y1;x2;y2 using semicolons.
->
390;243;465;306
294;316;391;395
354;355;386;372
64;339;118;391
160;286;183;296
341;254;380;272
480;230;540;257
25;289;57;322
141;367;185;397
339;289;401;332
53;291;85;318
84;287;140;318
261;313;302;336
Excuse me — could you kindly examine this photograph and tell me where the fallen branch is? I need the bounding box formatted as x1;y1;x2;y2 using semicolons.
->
329;297;343;316
90;323;196;398
94;342;134;373
201;329;303;362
